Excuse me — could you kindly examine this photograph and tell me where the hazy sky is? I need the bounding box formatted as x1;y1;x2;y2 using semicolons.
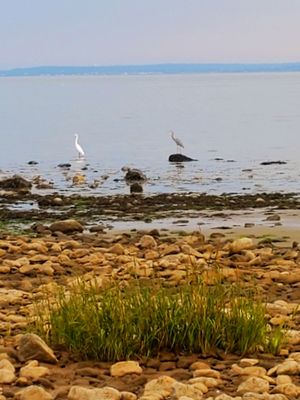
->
1;0;299;69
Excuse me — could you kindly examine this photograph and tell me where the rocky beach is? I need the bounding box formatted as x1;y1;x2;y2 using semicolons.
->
0;174;300;399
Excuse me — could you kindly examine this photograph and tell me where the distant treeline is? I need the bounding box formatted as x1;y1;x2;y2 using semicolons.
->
1;63;300;77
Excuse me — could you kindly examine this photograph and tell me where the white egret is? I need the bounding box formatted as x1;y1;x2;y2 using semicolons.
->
74;133;85;158
170;130;184;154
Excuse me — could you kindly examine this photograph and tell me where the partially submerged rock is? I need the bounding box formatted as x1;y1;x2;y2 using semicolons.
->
122;167;147;181
169;153;197;162
0;175;32;191
260;161;287;166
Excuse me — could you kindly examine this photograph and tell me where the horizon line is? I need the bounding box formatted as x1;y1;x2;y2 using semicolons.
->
1;61;300;77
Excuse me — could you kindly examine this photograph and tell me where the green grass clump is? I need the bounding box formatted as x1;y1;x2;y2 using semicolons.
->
32;279;282;361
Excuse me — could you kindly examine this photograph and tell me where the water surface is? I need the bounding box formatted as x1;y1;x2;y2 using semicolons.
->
1;73;300;195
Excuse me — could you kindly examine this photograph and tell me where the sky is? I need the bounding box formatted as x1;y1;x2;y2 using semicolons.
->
1;0;300;69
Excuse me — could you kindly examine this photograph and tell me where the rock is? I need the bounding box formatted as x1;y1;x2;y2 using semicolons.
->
168;154;197;162
72;174;86;185
130;183;143;193
68;385;121;400
172;381;204;399
28;160;39;165
0;175;32;191
228;237;254;253
110;361;142;377
266;214;281;221
260;161;287;165
237;376;269;394
272;383;300;397
138;235;157;249
0;358;16;383
192;368;221;379
109;243;125;255
18;333;57;364
120;392;137;400
15;385;53;400
143;376;176;398
57;163;71;168
20;360;50;379
276;360;300;375
49;219;83;234
122;167;147;181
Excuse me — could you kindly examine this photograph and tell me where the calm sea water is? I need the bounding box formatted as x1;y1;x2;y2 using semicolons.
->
1;73;300;195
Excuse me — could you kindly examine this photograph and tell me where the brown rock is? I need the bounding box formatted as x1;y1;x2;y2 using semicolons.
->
49;219;83;234
18;333;57;364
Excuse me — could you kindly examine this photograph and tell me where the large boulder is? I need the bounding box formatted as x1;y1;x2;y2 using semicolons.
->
168;154;196;162
0;175;32;191
49;219;83;234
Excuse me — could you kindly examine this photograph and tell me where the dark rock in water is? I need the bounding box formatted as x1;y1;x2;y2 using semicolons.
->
0;175;32;191
130;183;143;193
260;160;287;166
168;154;197;162
122;167;147;181
28;160;39;165
57;163;71;168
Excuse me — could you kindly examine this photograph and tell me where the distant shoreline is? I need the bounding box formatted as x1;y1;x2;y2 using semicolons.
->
1;62;300;77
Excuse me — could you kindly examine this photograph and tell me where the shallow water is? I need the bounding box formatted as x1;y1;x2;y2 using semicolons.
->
1;73;300;195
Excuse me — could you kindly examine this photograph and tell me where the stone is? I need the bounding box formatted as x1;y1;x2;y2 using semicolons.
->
68;385;121;400
130;183;143;193
110;361;142;377
20;360;50;379
276;360;300;375
138;235;157;249
189;377;219;388
15;385;53;400
120;392;137;400
172;381;204;399
0;358;15;383
272;383;300;397
192;368;221;379
109;243;125;255
168;154;196;162
72;174;86;185
122;167;147;181
229;237;254;253
18;333;57;364
237;376;269;395
49;219;83;233
0;175;32;191
143;376;176;398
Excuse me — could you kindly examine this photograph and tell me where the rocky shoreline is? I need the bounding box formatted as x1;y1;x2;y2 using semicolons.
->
0;224;300;399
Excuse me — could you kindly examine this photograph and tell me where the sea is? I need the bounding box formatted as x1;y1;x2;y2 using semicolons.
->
1;70;300;196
